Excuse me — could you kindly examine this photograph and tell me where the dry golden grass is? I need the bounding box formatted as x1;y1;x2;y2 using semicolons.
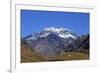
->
51;52;89;61
21;47;49;63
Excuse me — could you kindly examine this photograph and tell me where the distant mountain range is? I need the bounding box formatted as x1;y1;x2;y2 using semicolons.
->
22;27;89;58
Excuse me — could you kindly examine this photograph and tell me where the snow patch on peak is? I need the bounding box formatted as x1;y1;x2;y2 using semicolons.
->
40;33;50;38
44;27;69;33
59;34;76;39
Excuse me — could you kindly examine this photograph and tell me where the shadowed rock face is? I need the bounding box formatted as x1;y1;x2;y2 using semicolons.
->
23;27;89;57
76;34;89;54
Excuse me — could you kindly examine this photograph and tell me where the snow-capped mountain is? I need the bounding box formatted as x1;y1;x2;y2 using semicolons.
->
23;27;80;57
25;27;78;41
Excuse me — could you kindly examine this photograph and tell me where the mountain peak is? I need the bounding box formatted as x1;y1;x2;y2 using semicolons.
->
25;27;78;42
43;27;77;39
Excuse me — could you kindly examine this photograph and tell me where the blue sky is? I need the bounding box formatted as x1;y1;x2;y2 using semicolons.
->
21;9;89;37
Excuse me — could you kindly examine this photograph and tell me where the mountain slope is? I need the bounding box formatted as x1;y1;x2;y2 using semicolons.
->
21;39;49;62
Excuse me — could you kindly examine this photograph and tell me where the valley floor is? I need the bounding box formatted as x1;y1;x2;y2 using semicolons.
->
21;47;89;63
